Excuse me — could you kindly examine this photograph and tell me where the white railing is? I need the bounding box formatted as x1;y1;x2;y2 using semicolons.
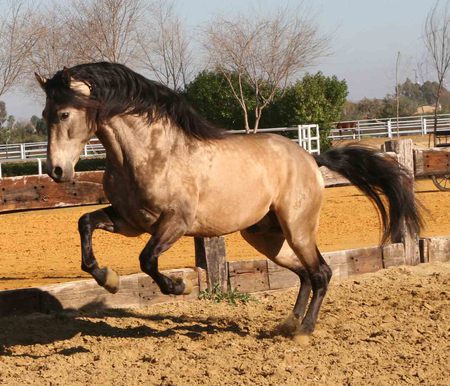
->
0;138;105;178
0;138;105;161
330;113;450;140
229;124;320;154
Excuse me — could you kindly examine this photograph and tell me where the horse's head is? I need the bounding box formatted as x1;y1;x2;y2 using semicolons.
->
35;68;96;182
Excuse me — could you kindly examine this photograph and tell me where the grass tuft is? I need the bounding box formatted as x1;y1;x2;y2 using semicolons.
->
198;283;256;306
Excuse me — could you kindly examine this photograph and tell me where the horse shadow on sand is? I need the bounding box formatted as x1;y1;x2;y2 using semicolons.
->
0;289;251;357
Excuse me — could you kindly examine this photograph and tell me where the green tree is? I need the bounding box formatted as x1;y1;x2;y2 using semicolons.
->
30;115;47;136
420;81;439;106
263;72;348;150
183;70;255;130
399;78;424;103
382;95;419;117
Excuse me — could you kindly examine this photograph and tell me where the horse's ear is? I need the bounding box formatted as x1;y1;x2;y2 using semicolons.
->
70;78;91;97
35;73;47;90
62;66;91;96
62;66;71;85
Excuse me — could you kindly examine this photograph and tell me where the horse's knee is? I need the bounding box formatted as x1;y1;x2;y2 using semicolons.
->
139;251;152;274
309;266;331;294
297;267;311;284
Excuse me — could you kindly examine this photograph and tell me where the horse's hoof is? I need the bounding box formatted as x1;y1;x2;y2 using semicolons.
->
273;313;300;336
100;267;120;294
171;276;192;295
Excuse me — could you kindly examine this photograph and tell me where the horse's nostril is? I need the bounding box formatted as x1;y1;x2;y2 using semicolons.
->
53;166;63;179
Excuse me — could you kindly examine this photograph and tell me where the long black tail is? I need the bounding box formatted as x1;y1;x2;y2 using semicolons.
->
314;145;422;244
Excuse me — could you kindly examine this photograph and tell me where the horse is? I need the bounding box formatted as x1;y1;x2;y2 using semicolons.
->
35;62;421;338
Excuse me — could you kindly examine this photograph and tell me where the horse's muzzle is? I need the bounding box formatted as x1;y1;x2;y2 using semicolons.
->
48;164;74;182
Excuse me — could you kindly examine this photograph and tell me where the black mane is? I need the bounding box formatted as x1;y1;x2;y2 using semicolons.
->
44;62;225;140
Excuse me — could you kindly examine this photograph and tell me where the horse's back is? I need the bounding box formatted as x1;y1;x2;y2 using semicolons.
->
188;132;324;236
218;133;323;188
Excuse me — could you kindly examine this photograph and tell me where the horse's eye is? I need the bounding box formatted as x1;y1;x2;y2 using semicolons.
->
60;112;70;121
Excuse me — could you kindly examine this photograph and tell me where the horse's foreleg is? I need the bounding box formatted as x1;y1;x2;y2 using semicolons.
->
139;213;191;296
78;206;141;293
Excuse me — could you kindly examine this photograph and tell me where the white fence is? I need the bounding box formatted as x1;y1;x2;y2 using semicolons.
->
0;138;105;161
0;138;106;178
229;124;320;154
330;113;450;140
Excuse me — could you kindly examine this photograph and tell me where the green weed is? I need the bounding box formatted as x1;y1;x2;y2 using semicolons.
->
198;283;256;306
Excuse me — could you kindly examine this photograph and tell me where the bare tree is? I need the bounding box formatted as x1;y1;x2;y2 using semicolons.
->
0;0;41;97
30;0;194;93
138;0;193;91
204;6;328;133
424;0;450;146
26;7;77;94
62;0;145;65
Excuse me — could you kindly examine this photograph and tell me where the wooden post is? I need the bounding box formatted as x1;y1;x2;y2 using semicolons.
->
382;139;420;265
194;236;228;291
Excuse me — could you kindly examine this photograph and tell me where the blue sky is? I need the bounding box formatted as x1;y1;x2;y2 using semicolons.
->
2;0;438;119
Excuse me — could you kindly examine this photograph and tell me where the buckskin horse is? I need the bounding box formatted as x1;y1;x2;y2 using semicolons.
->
35;62;421;338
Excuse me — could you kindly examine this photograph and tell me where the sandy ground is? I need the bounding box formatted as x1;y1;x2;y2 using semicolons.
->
0;261;449;385
0;178;449;290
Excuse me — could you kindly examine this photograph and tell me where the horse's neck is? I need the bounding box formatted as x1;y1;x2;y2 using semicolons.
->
97;115;187;171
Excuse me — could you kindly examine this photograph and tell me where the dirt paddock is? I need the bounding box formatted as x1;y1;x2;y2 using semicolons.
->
1;144;450;383
1;178;450;290
0;261;449;385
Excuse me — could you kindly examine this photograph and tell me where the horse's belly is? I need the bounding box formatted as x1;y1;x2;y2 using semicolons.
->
188;189;272;237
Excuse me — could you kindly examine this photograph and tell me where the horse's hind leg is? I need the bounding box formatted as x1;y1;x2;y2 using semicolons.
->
78;206;142;293
241;225;313;333
281;222;332;336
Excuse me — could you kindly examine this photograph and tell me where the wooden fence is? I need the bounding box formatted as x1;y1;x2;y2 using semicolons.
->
1;139;449;316
1;236;449;316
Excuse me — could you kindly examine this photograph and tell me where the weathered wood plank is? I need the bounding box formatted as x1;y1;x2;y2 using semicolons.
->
194;237;228;291
323;246;383;279
267;260;298;290
0;268;201;316
382;243;406;268
197;267;208;293
320;166;350;187
138;268;200;306
0;171;107;213
383;139;420;266
421;236;450;263
414;148;450;177
228;260;269;293
383;139;415;172
419;238;429;263
40;274;140;312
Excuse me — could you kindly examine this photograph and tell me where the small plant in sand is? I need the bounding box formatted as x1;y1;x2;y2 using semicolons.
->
198;283;256;305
